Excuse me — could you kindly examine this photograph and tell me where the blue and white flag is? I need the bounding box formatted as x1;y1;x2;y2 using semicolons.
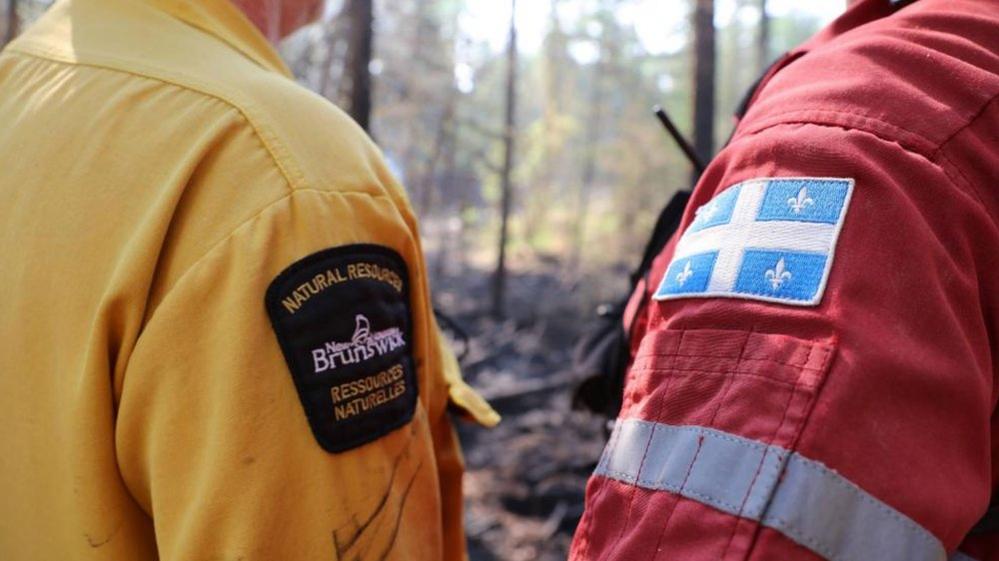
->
654;177;854;306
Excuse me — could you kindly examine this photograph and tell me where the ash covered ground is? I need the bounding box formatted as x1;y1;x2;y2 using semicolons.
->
431;260;625;561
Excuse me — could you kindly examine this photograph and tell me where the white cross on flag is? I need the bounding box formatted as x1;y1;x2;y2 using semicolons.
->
654;177;854;306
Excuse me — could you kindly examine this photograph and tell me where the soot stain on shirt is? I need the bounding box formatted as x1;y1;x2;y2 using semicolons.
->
332;439;423;560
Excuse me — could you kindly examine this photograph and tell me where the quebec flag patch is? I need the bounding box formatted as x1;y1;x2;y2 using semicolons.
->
654;177;854;306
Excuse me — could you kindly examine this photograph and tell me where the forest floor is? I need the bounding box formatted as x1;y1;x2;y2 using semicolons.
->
429;255;628;561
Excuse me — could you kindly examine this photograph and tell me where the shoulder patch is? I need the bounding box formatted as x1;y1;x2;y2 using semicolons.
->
265;245;417;453
654;177;854;306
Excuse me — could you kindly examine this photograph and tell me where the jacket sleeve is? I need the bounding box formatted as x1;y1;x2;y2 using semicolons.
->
570;121;999;561
113;188;480;561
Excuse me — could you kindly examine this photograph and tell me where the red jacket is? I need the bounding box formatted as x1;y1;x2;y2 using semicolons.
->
570;1;999;560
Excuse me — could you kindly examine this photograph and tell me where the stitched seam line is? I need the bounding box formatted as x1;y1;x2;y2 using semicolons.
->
785;456;938;547
745;345;826;560
761;468;935;561
763;513;846;561
720;341;807;560
7;42;394;330
616;421;774;451
718;331;787;559
740;107;935;153
632;331;688;561
118;188;396;407
635;368;802;388
930;90;999;159
6;46;304;195
635;353;821;371
597;342;682;561
635;353;827;371
737;117;920;158
598;468;746;513
766;355;842;560
579;419;627;561
936;147;997;226
650;331;751;560
148;189;393;320
600;425;941;561
734;120;993;220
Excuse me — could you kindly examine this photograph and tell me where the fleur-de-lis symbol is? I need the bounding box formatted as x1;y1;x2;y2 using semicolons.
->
787;187;815;214
764;258;792;291
695;201;718;223
676;261;694;286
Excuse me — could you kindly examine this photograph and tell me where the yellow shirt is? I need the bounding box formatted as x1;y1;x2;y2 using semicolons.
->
0;0;498;559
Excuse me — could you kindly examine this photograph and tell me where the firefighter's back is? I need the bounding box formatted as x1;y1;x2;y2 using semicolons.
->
0;1;488;559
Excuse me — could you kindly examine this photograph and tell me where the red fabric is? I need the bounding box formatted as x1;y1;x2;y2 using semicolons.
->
573;480;830;561
571;0;999;559
620;330;834;447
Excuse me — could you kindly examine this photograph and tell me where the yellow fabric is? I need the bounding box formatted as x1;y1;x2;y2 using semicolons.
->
443;347;501;428
145;0;294;77
0;0;497;559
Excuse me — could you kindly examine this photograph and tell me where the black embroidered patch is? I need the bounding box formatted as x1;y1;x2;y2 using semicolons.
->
265;245;417;453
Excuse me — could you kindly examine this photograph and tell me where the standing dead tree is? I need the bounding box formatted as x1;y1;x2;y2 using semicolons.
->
568;6;611;275
317;18;347;102
343;0;373;131
691;0;716;184
394;2;420;194
492;0;518;319
417;97;454;216
758;0;770;70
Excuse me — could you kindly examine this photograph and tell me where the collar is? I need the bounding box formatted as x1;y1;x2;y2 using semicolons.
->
733;0;918;129
804;0;919;48
144;0;293;78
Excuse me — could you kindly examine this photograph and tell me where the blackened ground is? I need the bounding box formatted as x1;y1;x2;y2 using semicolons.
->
431;259;626;561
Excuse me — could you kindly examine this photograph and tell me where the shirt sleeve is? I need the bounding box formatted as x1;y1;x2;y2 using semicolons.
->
570;121;999;561
114;187;476;561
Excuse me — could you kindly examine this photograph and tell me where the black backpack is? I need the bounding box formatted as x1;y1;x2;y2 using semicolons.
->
570;56;781;419
571;189;690;419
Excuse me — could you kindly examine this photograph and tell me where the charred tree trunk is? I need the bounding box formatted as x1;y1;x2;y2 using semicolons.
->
3;0;18;47
691;0;716;185
400;0;432;197
317;19;345;101
758;0;770;70
431;106;458;284
344;0;373;131
418;98;454;216
492;0;518;319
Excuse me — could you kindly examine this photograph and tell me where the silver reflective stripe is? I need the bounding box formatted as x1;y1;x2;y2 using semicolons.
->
595;418;947;561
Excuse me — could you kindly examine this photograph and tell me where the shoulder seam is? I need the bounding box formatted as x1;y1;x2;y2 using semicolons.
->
734;120;992;216
931;92;999;226
737;107;938;156
118;188;395;395
936;147;998;227
5;45;303;196
151;189;394;318
932;91;999;157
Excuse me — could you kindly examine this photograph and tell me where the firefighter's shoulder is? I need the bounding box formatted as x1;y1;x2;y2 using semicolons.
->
12;0;392;200
8;0;410;308
738;0;999;160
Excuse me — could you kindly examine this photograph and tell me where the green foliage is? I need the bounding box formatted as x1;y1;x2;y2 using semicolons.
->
11;0;828;279
335;0;828;277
